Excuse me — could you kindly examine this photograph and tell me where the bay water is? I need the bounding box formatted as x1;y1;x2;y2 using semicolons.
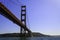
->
0;37;60;40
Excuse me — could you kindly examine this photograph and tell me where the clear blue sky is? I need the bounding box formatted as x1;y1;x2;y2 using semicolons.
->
0;0;60;35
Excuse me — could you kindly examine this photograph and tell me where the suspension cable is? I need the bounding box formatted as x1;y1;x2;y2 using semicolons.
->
26;13;31;30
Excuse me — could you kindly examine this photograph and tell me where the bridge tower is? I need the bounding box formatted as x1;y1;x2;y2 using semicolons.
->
20;6;27;34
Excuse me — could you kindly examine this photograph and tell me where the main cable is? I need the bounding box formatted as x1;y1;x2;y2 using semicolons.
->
26;13;31;30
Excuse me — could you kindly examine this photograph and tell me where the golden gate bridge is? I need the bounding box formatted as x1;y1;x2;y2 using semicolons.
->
0;2;32;37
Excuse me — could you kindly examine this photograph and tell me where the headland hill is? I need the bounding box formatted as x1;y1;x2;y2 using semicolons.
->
0;32;51;37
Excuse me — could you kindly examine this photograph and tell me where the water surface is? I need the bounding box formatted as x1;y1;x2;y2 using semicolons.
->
0;37;60;40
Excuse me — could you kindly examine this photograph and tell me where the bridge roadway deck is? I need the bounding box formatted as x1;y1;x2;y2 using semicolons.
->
0;2;31;33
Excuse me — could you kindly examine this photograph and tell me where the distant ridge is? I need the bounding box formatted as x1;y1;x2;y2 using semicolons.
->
0;32;51;37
